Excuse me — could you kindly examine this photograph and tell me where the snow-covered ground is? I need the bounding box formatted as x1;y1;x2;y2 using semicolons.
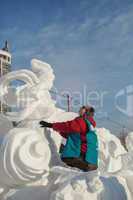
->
0;59;133;200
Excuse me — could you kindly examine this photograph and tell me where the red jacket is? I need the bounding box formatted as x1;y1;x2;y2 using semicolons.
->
52;117;96;153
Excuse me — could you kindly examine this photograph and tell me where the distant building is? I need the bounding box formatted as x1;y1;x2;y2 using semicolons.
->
0;41;11;75
0;41;12;112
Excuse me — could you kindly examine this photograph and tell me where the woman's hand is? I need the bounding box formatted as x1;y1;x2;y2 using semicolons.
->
39;121;53;128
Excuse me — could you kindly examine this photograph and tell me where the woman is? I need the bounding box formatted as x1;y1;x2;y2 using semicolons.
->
40;106;98;171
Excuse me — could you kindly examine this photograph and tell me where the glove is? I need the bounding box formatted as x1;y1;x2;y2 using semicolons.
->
40;121;53;128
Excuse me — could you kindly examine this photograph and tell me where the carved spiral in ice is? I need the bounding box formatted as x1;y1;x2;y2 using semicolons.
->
0;70;40;121
0;128;51;187
0;59;56;122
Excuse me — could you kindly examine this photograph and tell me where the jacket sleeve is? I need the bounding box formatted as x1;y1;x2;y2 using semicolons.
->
59;132;68;139
52;118;83;134
88;117;96;127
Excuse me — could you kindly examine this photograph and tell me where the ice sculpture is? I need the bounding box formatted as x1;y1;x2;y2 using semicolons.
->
0;59;133;200
0;59;56;122
97;128;126;174
0;128;50;187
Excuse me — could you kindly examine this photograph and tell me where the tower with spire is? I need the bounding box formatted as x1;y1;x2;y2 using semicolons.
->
0;40;11;76
0;41;12;112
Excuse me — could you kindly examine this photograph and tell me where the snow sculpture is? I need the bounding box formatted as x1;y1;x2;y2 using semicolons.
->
5;168;132;200
0;128;50;189
0;59;56;122
0;59;132;200
97;128;126;174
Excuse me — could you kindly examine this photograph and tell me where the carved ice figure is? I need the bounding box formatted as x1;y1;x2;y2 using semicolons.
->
0;59;133;200
0;128;50;190
0;59;56;122
46;167;131;200
97;128;126;174
4;166;133;200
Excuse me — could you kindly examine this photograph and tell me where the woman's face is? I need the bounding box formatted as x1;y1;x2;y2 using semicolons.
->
79;107;86;116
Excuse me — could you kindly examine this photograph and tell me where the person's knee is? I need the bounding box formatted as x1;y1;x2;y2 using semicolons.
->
87;164;98;171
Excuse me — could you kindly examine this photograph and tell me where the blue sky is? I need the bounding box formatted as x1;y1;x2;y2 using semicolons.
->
1;0;133;134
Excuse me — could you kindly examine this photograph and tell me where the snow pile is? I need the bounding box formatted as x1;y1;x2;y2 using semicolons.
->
0;59;133;200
